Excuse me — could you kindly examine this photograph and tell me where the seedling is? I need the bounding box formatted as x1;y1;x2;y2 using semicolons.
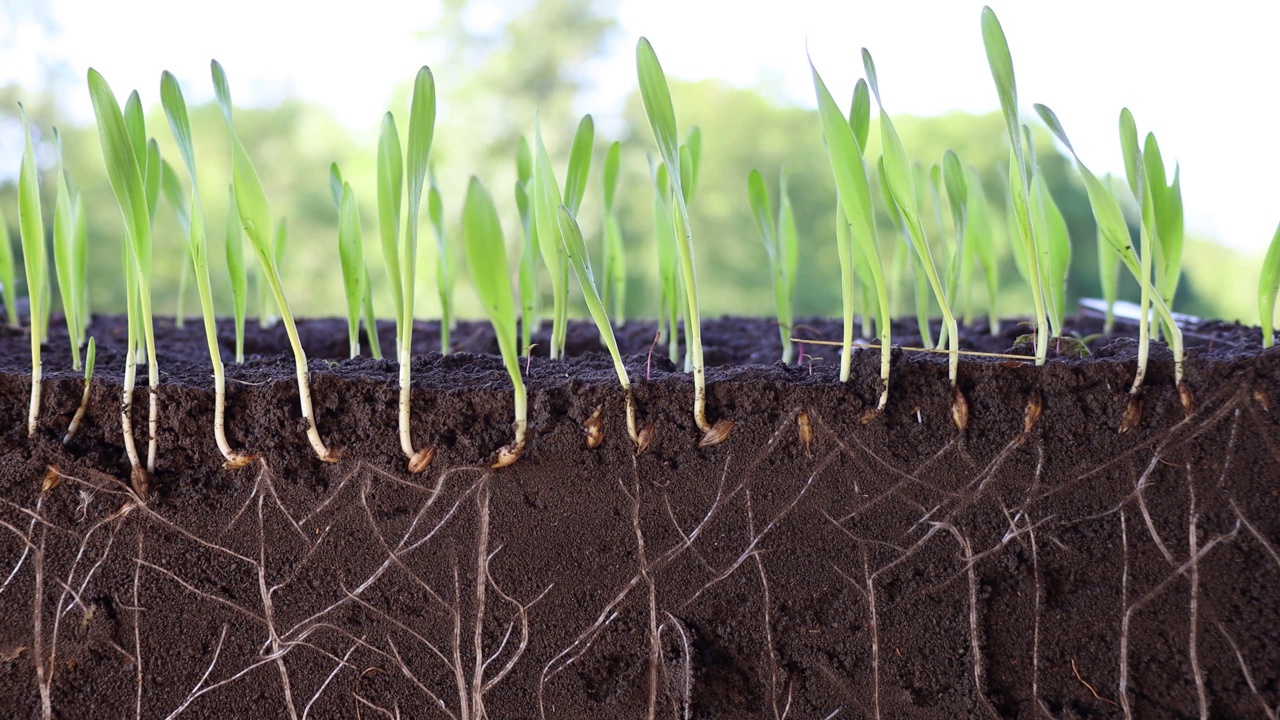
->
212;60;336;462
225;184;247;363
64;338;96;444
862;49;964;425
328;163;382;359
747;168;798;363
963;166;1000;334
533;114;594;360
558;203;651;453
601;141;627;322
0;203;15;328
17;104;48;439
810;66;891;409
1260;221;1280;348
637;37;733;446
938;150;968;346
649;157;681;364
372;68;437;472
427;169;453;354
1035;104;1188;420
515;136;540;354
51;128;83;371
87;73;163;491
463;177;526;467
160;70;256;468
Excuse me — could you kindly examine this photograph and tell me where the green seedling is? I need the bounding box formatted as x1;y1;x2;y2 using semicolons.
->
982;6;1050;365
73;194;88;343
212;59;336;462
17;104;48;439
533;113;594;360
87;73;161;492
747;168;797;363
373;68;437;473
160;70;253;468
225;184;247;362
0;203;15;328
328;163;382;360
427;169;453;354
1140;132;1184;340
1035;103;1189;423
602;140;627;322
63;337;96;444
558;204;651;453
337;183;366;358
864;49;965;427
637;37;733;446
463;176;526;467
649;156;680;364
515;136;540;354
1097;175;1123;333
939;150;968;345
52;128;83;371
1261;221;1280;348
811;65;891;410
964;167;1000;333
256;218;288;328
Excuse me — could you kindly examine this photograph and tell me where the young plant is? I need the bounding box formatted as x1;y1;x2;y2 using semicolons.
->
64;337;96;444
1260;221;1280;348
328;163;381;359
225;184;248;362
427;169;453;354
371;69;437;472
863;49;965;427
810;65;892;410
964;167;1000;333
601;140;627;322
559;202;651;452
17;104;48;438
212;60;336;462
160;70;254;469
0;203;16;328
1035;104;1189;422
51;128;84;371
336;183;366;359
515;136;540;353
747;168;797;363
87;73;162;490
649;156;681;364
637;37;733;445
73;193;88;344
1140;132;1184;340
532;114;594;360
982;6;1051;365
940;150;968;342
462;177;526;467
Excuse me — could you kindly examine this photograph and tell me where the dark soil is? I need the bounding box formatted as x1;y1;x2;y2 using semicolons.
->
0;311;1277;719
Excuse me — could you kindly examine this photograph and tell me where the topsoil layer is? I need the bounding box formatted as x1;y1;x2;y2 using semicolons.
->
0;312;1277;719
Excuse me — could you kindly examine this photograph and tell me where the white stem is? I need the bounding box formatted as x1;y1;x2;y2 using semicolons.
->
513;381;528;451
266;267;334;462
398;346;415;459
27;360;41;438
63;379;91;444
122;352;143;476
146;362;158;473
624;386;638;445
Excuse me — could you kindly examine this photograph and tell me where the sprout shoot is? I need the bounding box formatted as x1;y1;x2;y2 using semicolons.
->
17;104;48;438
462;176;526;467
329;162;382;359
637;37;733;446
515;136;539;353
1261;221;1280;348
533;114;594;360
51;128;83;371
0;203;15;328
337;182;366;359
427;170;453;354
602;141;627;322
212;60;336;462
64;338;96;444
225;184;247;363
747;168;797;363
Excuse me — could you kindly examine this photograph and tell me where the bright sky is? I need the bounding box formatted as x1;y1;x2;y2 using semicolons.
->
3;0;1278;252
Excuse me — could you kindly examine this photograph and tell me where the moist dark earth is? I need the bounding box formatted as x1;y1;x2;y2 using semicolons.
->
0;312;1277;719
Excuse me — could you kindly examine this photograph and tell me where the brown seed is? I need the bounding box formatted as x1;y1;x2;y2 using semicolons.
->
222;452;257;470
407;447;436;474
634;422;656;457
130;465;150;498
797;410;813;456
1023;390;1043;434
1119;395;1144;434
584;407;605;449
492;445;521;469
1254;388;1273;412
1178;383;1196;417
951;387;969;432
859;408;880;425
699;419;735;448
41;465;60;493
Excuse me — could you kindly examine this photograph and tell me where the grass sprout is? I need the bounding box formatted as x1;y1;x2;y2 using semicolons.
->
516;135;540;353
427;168;453;354
558;203;650;452
63;337;95;444
747;169;798;363
212;59;336;462
863;49;964;425
336;181;366;359
533;114;594;360
963;166;1000;333
159;70;253;468
649;156;681;364
17;103;48;439
602;140;627;322
1260;221;1280;348
463;176;526;467
1035;103;1188;419
0;203;16;328
329;163;382;359
51;128;84;371
638;37;733;446
224;184;247;362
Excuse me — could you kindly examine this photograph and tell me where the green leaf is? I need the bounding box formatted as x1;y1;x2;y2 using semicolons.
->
86;72;151;288
52;128;79;367
328;162;343;209
980;6;1022;170
123;92;147;171
516;136;533;187
338;182;365;356
0;200;17;326
558;203;628;387
1031;174;1070;331
778;168;799;297
377;112;405;334
225;184;247;358
160;159;191;233
603;141;621;212
636;37;683;199
1119;108;1141;198
747;169;776;263
211;62;274;269
402;66;437;345
563;114;594;214
683;127;703;201
463;176;518;364
159;71;199;187
1260;220;1280;348
849;79;871;151
532;120;568;340
72;193;88;337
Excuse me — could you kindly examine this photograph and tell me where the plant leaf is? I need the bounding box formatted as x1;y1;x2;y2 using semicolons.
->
636;37;683;200
747;169;776;263
328;162;343;209
338;182;365;354
376;112;404;333
463;177;517;360
563;114;594;214
603;141;621;212
849;79;871;151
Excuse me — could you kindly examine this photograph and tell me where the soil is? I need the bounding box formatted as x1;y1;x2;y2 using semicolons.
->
0;311;1277;719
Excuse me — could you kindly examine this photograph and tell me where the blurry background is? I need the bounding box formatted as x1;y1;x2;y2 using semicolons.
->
0;0;1273;327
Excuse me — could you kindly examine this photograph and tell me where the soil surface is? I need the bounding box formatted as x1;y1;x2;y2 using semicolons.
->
0;312;1277;719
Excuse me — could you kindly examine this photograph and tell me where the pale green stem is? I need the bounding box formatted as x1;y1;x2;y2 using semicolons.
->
264;264;333;461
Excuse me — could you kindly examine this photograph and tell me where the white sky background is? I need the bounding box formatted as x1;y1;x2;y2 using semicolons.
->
2;0;1278;252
